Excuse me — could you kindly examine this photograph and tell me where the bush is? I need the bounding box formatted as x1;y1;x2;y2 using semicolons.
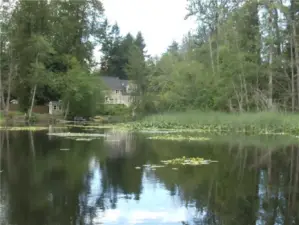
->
97;104;131;116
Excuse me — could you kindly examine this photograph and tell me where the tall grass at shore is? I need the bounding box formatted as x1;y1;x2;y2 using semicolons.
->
127;111;299;134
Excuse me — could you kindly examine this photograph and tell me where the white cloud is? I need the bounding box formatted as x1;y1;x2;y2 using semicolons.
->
101;0;196;57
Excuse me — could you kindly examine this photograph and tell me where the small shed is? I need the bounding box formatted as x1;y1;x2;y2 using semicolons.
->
10;99;18;104
49;101;63;115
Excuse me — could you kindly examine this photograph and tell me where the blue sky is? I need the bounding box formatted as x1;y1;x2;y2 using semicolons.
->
95;0;196;59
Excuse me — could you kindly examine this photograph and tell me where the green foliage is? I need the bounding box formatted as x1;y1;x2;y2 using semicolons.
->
2;0;299;122
99;27;147;81
98;104;130;116
0;0;106;117
57;58;104;118
136;0;299;114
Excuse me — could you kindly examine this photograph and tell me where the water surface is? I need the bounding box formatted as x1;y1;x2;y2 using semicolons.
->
0;128;298;225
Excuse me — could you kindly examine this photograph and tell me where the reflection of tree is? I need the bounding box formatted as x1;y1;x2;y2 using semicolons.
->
97;134;149;209
104;131;136;158
0;131;101;225
2;131;299;225
149;139;299;225
0;131;152;225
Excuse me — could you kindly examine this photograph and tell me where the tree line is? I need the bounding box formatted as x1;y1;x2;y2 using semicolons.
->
129;0;299;114
1;0;299;119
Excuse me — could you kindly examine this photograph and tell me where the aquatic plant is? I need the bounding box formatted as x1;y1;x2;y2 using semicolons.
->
147;134;210;141
66;124;115;129
135;164;166;170
139;130;179;134
75;138;93;141
121;111;299;135
47;132;107;138
161;156;217;166
66;123;130;131
0;126;48;131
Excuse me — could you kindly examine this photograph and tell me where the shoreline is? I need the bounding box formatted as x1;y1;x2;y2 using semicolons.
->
2;110;299;135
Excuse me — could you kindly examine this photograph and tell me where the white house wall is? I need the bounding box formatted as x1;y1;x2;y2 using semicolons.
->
104;90;132;106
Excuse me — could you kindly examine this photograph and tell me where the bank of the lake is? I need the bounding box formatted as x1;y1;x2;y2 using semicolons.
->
6;110;299;136
119;111;299;135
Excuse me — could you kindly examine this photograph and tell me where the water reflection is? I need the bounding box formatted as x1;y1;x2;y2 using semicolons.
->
0;130;299;224
104;130;136;158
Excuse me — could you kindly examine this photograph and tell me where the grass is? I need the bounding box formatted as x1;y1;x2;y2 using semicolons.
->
123;111;299;134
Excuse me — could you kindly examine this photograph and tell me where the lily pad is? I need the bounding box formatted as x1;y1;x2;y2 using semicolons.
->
75;138;93;141
142;164;165;169
48;132;107;138
139;130;178;134
147;134;210;141
150;165;165;168
161;156;217;166
0;126;48;131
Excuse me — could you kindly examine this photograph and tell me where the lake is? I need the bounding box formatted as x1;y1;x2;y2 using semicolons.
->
0;127;298;225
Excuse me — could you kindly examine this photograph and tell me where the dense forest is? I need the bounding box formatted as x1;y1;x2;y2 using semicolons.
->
141;0;299;114
1;0;299;118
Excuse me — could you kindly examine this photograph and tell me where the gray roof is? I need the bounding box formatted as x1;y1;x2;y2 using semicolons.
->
101;76;128;91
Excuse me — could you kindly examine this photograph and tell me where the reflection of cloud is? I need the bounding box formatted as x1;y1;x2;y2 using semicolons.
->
88;156;196;225
95;208;187;224
102;209;121;222
130;209;187;224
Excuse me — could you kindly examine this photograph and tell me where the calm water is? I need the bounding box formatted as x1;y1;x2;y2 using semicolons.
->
0;128;299;225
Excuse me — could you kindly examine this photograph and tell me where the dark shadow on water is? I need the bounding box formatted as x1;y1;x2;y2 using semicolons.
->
0;130;299;225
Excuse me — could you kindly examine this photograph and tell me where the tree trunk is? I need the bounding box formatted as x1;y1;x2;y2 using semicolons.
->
268;47;273;109
0;41;5;111
28;84;37;121
64;101;69;120
5;62;14;114
291;35;295;111
208;36;215;76
292;21;299;110
268;3;275;110
28;55;39;121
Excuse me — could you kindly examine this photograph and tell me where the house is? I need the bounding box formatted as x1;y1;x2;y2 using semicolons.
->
101;76;136;106
49;101;63;115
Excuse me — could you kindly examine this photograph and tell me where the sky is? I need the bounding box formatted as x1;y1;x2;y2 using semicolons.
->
99;0;196;57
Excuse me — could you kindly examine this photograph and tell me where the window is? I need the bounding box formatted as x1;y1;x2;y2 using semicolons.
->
53;105;57;110
115;90;119;93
